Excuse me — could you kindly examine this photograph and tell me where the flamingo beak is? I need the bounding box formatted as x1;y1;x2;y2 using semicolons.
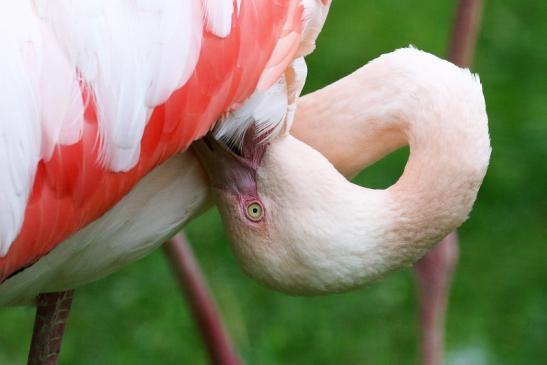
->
191;131;262;198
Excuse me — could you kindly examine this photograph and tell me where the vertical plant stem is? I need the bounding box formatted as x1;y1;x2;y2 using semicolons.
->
163;233;241;365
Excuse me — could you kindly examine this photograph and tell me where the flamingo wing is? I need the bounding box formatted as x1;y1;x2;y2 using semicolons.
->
0;0;319;282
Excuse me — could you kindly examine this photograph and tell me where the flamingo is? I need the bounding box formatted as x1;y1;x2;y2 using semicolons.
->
0;0;490;363
0;0;333;300
0;0;330;362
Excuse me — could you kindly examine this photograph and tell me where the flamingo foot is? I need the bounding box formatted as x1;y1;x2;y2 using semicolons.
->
27;290;75;365
414;232;459;365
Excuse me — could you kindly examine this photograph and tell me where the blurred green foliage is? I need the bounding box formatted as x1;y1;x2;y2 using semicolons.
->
1;1;546;364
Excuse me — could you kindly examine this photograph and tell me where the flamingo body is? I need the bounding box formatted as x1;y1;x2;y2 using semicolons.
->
0;0;331;299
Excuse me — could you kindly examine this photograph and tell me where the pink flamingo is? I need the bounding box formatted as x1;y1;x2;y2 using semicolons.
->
0;1;488;364
178;2;485;362
0;0;326;298
0;1;330;362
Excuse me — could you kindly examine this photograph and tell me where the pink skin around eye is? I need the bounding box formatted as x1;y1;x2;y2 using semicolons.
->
192;128;270;224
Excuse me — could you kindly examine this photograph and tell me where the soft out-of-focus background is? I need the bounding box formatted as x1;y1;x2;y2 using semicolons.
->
2;1;546;364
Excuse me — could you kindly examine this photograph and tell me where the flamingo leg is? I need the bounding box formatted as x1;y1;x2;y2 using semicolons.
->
27;290;75;365
163;233;241;365
413;1;483;364
414;233;459;365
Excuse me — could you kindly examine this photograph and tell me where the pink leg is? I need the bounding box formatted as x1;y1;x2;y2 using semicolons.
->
448;0;483;67
163;233;241;365
27;290;75;365
414;0;484;363
414;233;459;365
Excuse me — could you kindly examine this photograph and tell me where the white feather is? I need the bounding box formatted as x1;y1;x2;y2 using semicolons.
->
297;0;331;57
283;57;308;134
213;77;289;148
38;21;85;159
204;0;234;38
213;57;308;149
37;0;204;171
0;2;47;255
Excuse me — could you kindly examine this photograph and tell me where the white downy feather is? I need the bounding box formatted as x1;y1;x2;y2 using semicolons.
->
213;78;288;148
204;0;234;37
213;0;332;149
213;57;308;149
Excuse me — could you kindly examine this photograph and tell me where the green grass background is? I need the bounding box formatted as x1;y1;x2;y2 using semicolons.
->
1;1;546;364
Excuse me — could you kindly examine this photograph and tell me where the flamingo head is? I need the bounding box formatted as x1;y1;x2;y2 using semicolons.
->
192;129;375;295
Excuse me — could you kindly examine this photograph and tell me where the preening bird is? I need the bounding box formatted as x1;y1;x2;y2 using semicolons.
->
0;1;490;364
194;48;491;294
0;0;330;304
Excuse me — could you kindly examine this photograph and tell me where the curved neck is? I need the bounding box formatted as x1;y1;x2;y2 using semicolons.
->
293;48;490;271
292;70;407;179
293;50;489;181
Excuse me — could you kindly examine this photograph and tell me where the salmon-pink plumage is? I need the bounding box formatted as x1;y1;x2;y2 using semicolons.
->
0;0;318;283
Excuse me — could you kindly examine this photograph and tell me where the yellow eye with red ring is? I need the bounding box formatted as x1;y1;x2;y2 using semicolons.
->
245;201;264;222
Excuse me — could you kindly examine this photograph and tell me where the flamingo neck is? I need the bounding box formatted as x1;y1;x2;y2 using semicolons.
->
273;48;490;291
207;48;490;294
297;48;490;241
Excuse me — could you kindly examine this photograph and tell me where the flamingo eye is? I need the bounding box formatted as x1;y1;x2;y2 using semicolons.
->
245;201;264;222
